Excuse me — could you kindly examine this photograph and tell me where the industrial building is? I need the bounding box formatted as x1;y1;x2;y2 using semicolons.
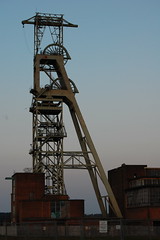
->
108;164;160;223
8;12;122;224
11;173;84;223
1;10;160;240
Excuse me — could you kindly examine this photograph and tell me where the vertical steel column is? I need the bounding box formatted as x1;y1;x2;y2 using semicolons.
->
22;13;122;218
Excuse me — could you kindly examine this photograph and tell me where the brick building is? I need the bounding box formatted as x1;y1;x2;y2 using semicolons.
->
108;164;160;222
11;173;84;223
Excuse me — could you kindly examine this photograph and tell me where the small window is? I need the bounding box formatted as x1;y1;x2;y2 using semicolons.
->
29;192;35;200
153;221;160;226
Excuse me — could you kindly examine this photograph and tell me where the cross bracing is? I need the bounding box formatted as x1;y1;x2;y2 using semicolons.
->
22;13;122;218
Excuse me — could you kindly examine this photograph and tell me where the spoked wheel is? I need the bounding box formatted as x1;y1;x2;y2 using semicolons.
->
43;44;71;64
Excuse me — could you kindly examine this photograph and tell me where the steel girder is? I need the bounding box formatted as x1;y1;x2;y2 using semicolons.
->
23;13;122;218
29;53;122;218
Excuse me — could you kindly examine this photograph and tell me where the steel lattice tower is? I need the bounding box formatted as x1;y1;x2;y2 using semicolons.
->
22;13;122;218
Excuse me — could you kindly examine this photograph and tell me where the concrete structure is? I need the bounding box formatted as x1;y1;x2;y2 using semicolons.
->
108;164;160;223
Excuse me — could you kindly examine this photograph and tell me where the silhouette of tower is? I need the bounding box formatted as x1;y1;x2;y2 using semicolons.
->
22;13;122;218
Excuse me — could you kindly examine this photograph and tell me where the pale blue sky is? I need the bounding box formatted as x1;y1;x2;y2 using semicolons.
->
0;0;160;214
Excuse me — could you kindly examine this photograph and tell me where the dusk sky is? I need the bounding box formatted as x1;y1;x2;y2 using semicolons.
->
0;0;160;214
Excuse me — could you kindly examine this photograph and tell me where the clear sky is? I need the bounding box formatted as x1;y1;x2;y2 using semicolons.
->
0;0;160;214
